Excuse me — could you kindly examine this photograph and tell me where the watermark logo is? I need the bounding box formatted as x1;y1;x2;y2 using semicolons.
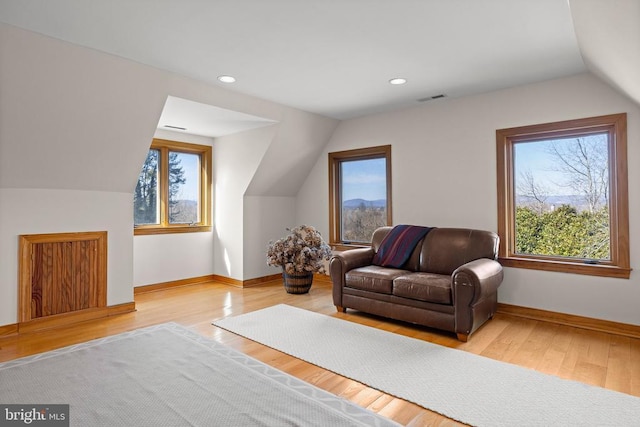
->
0;405;68;426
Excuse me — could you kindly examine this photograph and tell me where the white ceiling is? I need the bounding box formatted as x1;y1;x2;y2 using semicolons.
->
158;96;276;137
0;0;637;137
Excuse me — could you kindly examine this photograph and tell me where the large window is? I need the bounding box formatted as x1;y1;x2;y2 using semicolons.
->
134;139;212;235
496;113;629;278
329;145;392;247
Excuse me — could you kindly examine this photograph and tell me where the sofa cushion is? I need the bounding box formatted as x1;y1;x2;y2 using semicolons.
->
392;272;452;304
345;266;408;294
419;228;499;275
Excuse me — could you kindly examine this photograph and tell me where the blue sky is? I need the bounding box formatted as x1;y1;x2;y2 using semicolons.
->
514;134;608;197
341;158;387;201
172;152;200;201
515;140;570;195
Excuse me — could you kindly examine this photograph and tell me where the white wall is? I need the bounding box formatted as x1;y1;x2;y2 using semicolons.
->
133;233;216;286
0;189;133;326
0;25;166;194
0;24;162;326
297;73;640;326
212;126;276;280
243;196;296;279
132;129;216;287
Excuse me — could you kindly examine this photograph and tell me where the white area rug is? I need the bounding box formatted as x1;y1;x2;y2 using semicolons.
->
213;304;640;427
0;322;399;427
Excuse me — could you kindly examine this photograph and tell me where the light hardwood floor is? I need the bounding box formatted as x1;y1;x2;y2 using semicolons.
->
1;278;639;426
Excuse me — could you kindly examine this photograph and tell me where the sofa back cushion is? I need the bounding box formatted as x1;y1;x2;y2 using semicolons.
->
419;228;499;275
371;226;392;252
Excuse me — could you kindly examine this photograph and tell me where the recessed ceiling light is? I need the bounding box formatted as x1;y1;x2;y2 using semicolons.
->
218;75;236;83
389;78;407;85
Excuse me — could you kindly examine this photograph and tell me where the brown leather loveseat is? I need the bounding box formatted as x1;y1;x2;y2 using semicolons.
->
330;226;503;341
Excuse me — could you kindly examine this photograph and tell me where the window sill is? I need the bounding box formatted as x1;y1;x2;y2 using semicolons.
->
498;256;631;279
330;242;370;252
134;225;212;236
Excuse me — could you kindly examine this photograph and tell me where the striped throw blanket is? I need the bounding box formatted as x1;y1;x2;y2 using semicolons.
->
372;225;434;268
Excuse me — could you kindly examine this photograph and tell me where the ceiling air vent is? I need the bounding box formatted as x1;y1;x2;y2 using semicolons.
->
417;94;446;102
164;125;187;130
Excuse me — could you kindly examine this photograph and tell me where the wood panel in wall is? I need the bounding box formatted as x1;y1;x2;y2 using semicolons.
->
19;231;107;323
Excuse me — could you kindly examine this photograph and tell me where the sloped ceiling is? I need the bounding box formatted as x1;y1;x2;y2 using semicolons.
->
158;96;276;138
0;1;638;197
0;24;168;193
244;109;339;196
1;1;637;135
0;0;588;120
570;0;640;107
0;23;335;196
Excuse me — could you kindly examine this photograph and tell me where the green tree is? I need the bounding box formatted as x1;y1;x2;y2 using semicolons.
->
577;207;610;259
515;134;611;260
515;206;543;254
134;150;159;225
536;204;584;257
168;152;186;222
515;204;610;260
134;150;186;225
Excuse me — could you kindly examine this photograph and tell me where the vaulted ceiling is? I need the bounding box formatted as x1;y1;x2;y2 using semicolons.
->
0;0;637;134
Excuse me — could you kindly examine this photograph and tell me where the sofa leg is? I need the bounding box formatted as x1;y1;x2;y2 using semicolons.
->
336;306;346;313
456;333;469;342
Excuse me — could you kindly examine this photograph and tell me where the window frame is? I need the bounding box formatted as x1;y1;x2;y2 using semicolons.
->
496;113;630;278
328;145;392;249
134;138;212;235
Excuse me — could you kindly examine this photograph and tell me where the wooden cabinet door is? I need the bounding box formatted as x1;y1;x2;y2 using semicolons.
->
19;232;106;322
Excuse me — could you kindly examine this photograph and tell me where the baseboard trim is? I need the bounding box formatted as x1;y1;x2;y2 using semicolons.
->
241;274;282;288
134;274;217;294
212;273;285;288
17;302;136;334
135;272;331;291
242;272;331;287
108;302;137;316
208;274;243;288
497;303;640;339
0;323;18;338
135;273;287;292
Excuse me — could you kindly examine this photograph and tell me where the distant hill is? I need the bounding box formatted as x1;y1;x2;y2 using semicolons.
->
343;198;386;208
516;194;607;212
544;195;587;206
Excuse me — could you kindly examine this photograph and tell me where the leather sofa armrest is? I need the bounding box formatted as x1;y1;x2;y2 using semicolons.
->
330;248;374;308
452;258;504;306
330;248;374;282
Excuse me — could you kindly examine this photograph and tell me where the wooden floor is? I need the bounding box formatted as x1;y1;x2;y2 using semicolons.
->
1;278;639;426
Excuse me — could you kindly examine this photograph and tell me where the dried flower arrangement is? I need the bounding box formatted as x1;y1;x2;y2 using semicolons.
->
267;225;332;275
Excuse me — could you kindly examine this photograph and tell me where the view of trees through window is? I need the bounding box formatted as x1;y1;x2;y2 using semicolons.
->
134;149;200;226
329;145;392;245
340;158;387;242
168;151;199;224
514;133;610;260
134;149;160;225
497;113;628;277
